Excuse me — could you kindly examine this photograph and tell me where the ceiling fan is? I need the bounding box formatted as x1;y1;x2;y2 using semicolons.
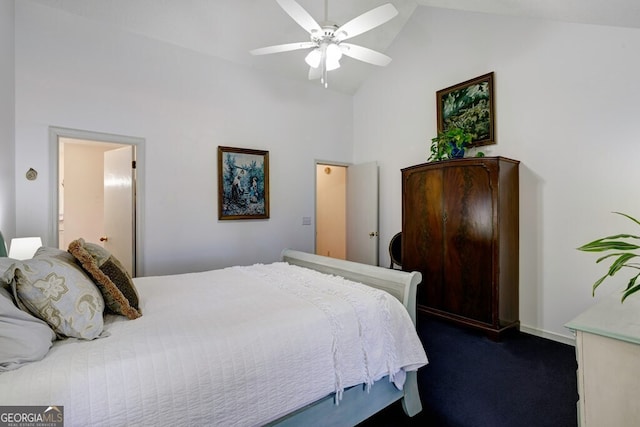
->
250;0;399;88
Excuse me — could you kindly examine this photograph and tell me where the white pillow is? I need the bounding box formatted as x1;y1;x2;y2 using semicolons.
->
12;250;105;340
0;284;55;371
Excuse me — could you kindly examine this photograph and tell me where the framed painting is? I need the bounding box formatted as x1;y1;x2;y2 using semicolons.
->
217;146;269;220
436;72;495;147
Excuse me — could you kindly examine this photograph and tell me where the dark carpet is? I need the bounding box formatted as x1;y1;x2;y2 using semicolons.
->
359;315;578;427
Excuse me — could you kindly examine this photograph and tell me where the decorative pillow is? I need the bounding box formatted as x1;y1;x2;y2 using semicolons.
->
68;239;141;319
0;284;56;371
0;257;19;285
34;246;75;261
12;254;105;340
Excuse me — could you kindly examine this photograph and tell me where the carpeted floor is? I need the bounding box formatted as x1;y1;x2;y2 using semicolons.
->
359;315;578;427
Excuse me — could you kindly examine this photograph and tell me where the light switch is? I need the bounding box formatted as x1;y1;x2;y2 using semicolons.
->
302;217;312;225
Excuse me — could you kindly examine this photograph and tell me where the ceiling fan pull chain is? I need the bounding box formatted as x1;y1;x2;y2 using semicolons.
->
324;0;330;87
321;45;326;87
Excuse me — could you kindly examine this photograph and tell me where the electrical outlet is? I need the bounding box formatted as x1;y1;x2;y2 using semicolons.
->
302;216;312;225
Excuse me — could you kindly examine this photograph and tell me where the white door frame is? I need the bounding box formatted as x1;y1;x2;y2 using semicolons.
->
48;126;146;276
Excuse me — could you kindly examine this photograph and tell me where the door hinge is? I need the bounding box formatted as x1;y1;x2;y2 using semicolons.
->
132;160;137;169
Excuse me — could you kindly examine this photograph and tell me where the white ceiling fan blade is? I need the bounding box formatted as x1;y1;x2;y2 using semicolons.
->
308;66;322;80
334;3;398;42
276;0;322;35
250;41;316;56
340;43;392;66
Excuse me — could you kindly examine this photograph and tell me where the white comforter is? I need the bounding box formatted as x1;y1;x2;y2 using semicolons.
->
0;262;427;426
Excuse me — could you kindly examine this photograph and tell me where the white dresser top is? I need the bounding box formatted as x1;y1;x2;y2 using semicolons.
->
566;292;640;345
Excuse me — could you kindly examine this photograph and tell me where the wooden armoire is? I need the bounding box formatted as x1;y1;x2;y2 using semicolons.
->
401;157;519;340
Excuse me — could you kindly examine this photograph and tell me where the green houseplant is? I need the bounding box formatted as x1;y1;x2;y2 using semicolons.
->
577;212;640;302
428;127;473;162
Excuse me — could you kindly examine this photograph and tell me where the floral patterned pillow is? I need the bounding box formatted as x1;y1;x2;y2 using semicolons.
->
0;257;19;285
12;253;105;340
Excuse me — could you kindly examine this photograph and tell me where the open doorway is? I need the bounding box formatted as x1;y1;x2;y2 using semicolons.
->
315;163;347;259
50;127;144;277
315;161;379;266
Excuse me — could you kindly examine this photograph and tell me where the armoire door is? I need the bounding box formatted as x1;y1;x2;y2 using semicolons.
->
441;163;495;324
402;167;444;309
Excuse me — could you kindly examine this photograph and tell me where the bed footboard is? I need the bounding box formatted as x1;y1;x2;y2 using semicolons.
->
280;249;422;325
280;249;424;421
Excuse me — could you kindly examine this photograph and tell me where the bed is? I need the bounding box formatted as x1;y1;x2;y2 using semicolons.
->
0;244;427;426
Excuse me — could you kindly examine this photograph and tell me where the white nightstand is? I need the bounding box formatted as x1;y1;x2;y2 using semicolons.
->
566;293;640;426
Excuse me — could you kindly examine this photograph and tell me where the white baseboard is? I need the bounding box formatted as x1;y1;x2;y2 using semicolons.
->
520;324;576;346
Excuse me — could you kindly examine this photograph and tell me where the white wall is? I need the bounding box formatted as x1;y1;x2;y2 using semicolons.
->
0;0;15;239
354;6;640;340
14;1;353;275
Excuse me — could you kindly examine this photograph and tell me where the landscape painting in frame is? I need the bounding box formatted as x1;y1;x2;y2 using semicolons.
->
218;146;269;220
436;72;495;147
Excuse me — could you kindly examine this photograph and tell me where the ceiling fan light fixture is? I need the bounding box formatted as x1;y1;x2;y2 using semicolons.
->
325;56;341;71
305;48;322;68
325;44;342;71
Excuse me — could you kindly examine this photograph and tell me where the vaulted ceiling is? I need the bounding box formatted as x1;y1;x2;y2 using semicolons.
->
30;0;640;94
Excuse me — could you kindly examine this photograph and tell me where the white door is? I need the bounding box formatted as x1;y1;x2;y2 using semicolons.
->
346;161;379;265
103;146;136;276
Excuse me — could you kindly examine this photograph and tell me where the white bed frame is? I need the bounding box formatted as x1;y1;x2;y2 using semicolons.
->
271;249;424;426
